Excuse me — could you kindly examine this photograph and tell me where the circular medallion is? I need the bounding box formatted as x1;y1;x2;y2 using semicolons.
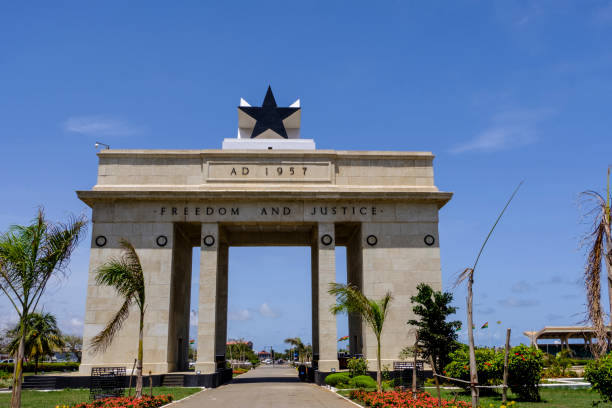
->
203;235;215;247
366;235;378;246
320;234;333;246
424;235;436;246
156;235;168;247
95;235;107;247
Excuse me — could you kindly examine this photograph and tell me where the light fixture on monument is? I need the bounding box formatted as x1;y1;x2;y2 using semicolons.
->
222;86;315;150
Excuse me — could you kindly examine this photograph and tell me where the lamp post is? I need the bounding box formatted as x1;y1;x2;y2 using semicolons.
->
95;141;110;150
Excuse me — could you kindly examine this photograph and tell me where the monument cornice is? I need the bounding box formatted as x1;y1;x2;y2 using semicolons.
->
96;149;436;160
76;189;453;208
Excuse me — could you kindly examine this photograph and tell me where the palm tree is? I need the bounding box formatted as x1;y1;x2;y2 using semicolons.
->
8;312;64;374
581;166;612;358
284;337;305;363
0;209;86;408
328;283;392;392
91;239;146;399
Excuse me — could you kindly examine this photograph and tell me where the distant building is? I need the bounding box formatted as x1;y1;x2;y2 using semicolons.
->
258;350;271;360
524;326;611;358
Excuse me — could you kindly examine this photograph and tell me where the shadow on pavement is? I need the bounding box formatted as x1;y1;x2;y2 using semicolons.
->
232;376;301;384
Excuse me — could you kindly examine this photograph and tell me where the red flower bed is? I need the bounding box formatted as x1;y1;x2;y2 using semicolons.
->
349;390;471;408
71;395;173;408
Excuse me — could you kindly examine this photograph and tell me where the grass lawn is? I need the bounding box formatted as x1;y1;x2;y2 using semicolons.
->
0;387;202;408
339;387;611;407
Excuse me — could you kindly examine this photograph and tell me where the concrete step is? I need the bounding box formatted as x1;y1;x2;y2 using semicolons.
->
22;376;57;389
162;374;184;387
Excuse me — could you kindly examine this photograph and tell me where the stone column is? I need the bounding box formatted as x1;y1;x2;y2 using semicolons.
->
215;244;229;361
347;224;363;356
80;221;176;374
361;211;442;370
196;223;220;374
313;223;339;372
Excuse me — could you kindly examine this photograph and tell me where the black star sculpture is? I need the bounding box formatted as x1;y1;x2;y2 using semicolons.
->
239;86;299;139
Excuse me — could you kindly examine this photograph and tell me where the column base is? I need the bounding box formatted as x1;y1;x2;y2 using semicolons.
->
317;359;339;372
194;361;216;374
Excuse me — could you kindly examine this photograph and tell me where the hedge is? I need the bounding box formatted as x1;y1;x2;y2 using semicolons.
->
350;375;377;389
324;373;351;387
0;362;79;373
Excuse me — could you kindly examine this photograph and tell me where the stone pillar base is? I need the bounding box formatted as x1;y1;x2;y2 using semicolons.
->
317;359;340;372
195;361;216;374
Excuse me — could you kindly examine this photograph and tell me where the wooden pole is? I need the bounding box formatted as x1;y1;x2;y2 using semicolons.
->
149;371;152;397
428;354;441;407
412;333;419;397
128;358;136;397
502;328;511;403
467;271;479;408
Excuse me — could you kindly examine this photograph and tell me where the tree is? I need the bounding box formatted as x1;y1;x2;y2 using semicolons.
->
0;209;86;408
581;167;612;358
62;335;83;362
407;283;461;373
328;283;392;392
91;239;146;399
284;337;306;362
8;312;64;374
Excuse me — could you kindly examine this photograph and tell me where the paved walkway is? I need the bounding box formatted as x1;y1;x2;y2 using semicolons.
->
173;366;355;408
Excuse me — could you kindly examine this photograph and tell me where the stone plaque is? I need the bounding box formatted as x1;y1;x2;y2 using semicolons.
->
206;161;332;182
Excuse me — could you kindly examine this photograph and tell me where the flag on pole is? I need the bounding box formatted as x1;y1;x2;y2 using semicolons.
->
338;335;349;342
189;339;195;345
455;324;462;332
481;322;489;329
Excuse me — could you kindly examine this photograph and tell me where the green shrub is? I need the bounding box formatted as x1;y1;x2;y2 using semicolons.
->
507;344;544;401
444;344;543;401
443;346;502;390
325;372;351;387
347;357;368;377
350;375;377;389
0;362;79;373
585;353;612;402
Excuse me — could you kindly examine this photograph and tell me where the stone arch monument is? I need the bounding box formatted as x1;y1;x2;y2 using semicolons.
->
77;88;452;380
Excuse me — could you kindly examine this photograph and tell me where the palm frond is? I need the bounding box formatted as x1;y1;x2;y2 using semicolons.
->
119;239;145;307
581;189;611;358
90;298;132;352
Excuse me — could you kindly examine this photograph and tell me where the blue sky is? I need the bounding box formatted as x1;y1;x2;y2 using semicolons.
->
1;1;611;354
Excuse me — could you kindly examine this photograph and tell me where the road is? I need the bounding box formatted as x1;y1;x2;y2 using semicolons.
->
173;365;355;408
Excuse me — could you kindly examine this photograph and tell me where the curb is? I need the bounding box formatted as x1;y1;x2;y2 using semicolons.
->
160;388;207;407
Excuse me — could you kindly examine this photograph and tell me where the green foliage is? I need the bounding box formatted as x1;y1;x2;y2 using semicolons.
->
7;312;64;372
444;344;544;401
507;344;544;401
350;375;377;389
542;350;574;378
347;357;368;377
407;283;461;373
324;372;352;387
0;362;79;373
585;353;612;402
328;282;392;392
444;345;503;389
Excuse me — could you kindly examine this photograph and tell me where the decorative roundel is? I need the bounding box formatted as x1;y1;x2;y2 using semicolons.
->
424;234;436;246
203;235;216;247
95;235;107;247
156;235;168;247
320;234;333;246
366;235;378;246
